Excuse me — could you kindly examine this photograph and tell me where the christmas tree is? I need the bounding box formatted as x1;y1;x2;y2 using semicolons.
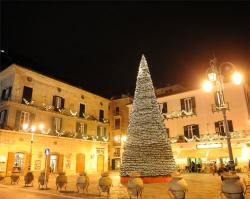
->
120;55;176;177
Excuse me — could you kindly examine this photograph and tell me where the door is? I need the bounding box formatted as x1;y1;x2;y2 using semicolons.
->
23;153;31;175
57;154;64;173
6;152;14;176
50;155;57;173
97;155;104;173
76;153;85;173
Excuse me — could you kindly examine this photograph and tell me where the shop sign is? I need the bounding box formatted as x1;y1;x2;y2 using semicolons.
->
196;143;222;149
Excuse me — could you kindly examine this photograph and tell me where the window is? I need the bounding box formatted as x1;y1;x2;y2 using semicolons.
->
22;86;33;103
97;126;107;137
159;103;167;113
180;97;196;113
166;128;170;138
1;87;12;100
114;118;120;129
20;111;30;129
114;148;121;157
76;122;87;137
54;117;62;131
99;109;104;122
79;104;85;118
52;96;64;111
215;120;234;136
184;124;200;139
0;110;7;128
115;107;120;115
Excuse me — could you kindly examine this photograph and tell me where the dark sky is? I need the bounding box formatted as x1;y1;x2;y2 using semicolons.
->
1;1;249;98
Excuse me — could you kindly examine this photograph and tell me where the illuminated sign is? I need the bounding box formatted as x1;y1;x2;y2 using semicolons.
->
196;143;223;149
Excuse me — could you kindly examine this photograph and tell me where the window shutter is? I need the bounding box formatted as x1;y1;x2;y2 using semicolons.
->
193;125;200;138
184;126;188;138
214;122;220;134
103;127;107;137
52;96;56;107
7;87;12;99
29;113;35;126
51;117;56;135
228;120;234;132
84;124;87;136
162;102;168;113
76;153;85;173
23;153;31;175
59;118;62;131
97;126;101;137
61;98;65;108
79;104;85;118
180;99;185;110
15;110;21;130
0;110;7;128
191;97;196;113
57;154;64;173
1;89;6;100
6;152;15;176
76;122;80;133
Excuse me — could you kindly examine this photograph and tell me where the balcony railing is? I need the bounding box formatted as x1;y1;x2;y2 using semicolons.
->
1;98;109;124
162;109;195;120
170;130;250;143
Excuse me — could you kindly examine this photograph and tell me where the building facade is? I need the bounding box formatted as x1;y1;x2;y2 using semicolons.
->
1;64;250;176
0;64;110;176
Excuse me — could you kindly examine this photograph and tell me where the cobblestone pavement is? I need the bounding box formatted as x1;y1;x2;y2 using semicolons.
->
1;172;250;199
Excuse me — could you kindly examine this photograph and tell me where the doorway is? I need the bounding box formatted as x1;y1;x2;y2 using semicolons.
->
50;155;58;173
187;158;202;172
97;155;104;173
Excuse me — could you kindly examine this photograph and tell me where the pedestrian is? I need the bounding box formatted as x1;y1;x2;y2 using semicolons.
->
213;161;217;176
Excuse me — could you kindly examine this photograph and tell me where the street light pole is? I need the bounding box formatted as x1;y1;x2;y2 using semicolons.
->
29;132;34;171
206;57;241;171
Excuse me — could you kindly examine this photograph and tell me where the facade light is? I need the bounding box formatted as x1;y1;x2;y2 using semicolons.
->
38;123;45;131
22;123;29;131
31;125;37;132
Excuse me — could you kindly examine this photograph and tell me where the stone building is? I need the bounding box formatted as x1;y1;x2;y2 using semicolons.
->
1;64;250;176
0;64;110;176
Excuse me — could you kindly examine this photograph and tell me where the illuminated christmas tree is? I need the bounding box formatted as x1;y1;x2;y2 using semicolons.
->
120;55;176;177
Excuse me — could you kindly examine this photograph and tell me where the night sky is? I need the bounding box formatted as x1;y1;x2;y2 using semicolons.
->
1;2;249;98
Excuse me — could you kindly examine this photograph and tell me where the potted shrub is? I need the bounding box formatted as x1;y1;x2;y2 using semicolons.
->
98;172;112;196
127;171;144;199
24;171;34;187
38;171;49;189
76;172;89;193
56;172;67;191
168;172;188;199
10;167;20;184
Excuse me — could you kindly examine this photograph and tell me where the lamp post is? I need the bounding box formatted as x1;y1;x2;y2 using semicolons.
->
202;57;243;171
22;123;45;171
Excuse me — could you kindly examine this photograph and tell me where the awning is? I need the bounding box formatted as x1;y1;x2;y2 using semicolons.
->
207;148;242;160
177;149;208;159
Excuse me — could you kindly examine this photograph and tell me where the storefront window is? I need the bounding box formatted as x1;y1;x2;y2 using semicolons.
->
13;152;24;173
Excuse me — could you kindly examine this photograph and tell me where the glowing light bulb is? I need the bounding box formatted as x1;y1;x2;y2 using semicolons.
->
202;80;213;92
232;72;242;85
31;125;36;132
22;123;28;131
38;123;44;131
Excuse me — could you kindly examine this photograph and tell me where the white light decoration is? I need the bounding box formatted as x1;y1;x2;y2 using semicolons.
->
196;143;223;149
121;135;127;142
31;125;37;132
208;72;217;81
70;109;77;116
232;71;243;85
38;123;44;131
22;123;29;131
114;135;120;142
202;80;213;92
120;55;176;177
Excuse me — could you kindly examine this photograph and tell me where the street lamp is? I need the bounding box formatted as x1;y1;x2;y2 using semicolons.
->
22;123;45;171
202;57;243;171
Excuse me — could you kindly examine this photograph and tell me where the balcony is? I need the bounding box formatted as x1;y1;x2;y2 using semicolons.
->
1;98;109;124
211;102;230;113
162;109;195;120
170;130;250;144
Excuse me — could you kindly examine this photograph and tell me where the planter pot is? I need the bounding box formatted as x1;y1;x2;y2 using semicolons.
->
127;173;144;199
76;172;89;193
38;171;49;189
98;172;112;196
0;171;5;181
221;175;244;199
56;172;67;191
24;171;34;187
168;175;188;199
11;169;20;185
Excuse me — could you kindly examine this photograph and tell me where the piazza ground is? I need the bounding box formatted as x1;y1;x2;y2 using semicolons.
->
1;172;250;199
